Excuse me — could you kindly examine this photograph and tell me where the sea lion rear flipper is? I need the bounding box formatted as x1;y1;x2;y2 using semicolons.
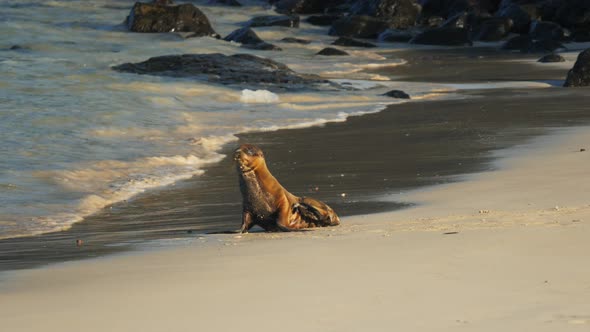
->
295;197;340;226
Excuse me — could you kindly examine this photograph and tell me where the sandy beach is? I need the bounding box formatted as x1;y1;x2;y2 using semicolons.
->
1;122;589;331
4;0;590;330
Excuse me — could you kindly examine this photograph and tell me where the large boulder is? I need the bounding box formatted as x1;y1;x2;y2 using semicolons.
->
410;27;472;45
112;53;326;88
329;16;390;38
349;0;422;29
126;2;217;37
564;49;590;87
247;15;300;28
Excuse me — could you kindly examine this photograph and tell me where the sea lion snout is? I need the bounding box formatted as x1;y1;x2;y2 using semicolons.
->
233;148;242;161
234;144;265;173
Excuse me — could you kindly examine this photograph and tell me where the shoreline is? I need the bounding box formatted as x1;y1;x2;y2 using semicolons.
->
1;123;589;331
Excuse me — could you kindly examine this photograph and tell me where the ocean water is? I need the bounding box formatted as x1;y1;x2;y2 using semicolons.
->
0;0;460;239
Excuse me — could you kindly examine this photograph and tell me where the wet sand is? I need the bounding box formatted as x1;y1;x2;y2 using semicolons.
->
1;47;589;271
377;46;572;83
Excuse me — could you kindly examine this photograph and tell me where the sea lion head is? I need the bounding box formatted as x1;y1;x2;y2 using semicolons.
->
234;144;265;173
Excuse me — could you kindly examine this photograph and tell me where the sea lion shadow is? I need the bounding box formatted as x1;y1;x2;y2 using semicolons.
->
206;227;313;235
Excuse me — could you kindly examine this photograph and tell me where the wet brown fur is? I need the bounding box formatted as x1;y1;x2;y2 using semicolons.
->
234;144;340;233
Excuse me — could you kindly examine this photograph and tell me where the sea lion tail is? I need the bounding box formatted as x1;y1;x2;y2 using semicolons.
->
295;197;340;227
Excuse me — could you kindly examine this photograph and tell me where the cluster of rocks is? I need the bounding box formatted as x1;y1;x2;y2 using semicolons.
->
117;0;590;88
267;0;590;53
263;0;590;86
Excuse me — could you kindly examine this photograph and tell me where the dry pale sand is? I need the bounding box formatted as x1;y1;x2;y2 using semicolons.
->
0;127;589;332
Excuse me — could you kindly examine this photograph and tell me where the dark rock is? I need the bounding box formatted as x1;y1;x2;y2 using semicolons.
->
420;0;500;19
324;3;353;15
329;16;389;38
572;30;590;42
306;15;340;26
224;27;281;51
316;47;349;56
501;34;532;51
564;49;590;87
126;2;216;37
529;20;568;41
209;0;241;6
280;37;312;44
224;27;264;45
9;45;28;50
274;0;339;15
349;0;422;29
537;53;565;63
410;27;472;46
247;15;300;28
382;89;410;99
471;17;513;41
378;28;415;42
440;11;484;31
495;3;532;33
501;35;565;53
332;37;377;48
241;42;282;51
553;0;590;30
424;16;445;27
112;53;327;88
441;11;471;29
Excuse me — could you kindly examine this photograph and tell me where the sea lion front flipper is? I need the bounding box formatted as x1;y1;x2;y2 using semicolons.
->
240;211;254;233
296;197;340;227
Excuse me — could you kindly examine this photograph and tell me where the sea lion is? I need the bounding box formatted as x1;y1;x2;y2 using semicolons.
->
234;144;340;233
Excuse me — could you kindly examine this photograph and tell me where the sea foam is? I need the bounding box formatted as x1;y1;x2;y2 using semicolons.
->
240;89;280;104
